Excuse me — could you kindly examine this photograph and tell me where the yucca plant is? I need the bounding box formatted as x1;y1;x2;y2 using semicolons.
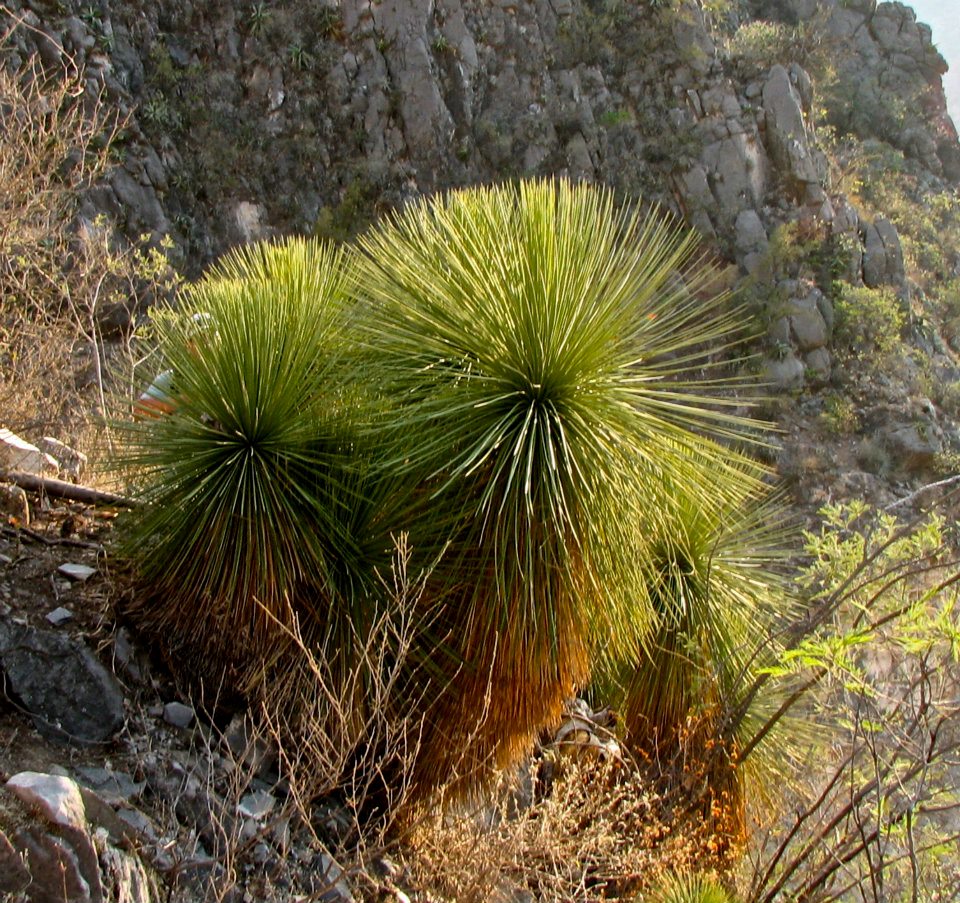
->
117;237;391;698
355;179;767;795
649;870;738;903
611;450;794;844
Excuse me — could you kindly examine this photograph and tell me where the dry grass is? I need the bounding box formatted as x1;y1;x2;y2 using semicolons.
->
404;753;737;902
0;24;175;463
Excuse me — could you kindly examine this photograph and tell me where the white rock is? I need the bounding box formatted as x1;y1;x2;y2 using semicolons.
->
7;772;88;832
238;789;276;820
58;563;97;582
0;428;59;476
39;437;88;481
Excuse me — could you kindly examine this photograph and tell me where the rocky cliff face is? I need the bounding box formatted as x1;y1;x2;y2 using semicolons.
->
4;0;959;394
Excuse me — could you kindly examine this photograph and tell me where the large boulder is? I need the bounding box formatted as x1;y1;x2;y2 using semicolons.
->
762;65;823;197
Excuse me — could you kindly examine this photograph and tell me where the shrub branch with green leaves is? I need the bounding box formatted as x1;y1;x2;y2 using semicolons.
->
739;500;960;902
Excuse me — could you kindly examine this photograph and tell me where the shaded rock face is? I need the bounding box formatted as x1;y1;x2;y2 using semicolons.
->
3;0;953;266
0;0;797;269
1;0;956;390
755;0;959;178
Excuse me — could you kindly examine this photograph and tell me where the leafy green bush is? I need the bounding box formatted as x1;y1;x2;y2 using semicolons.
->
832;283;905;364
742;501;960;901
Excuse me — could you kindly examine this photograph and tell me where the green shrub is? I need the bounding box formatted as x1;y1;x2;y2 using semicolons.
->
650;871;736;903
612;450;792;844
832;283;905;364
744;501;960;902
355;179;765;795
117;238;390;699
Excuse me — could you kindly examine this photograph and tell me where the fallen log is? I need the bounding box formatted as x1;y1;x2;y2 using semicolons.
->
1;470;136;508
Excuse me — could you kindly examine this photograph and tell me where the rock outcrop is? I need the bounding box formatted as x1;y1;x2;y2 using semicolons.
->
2;0;957;395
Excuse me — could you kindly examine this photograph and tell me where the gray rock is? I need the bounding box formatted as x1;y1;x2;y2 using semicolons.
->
763;352;805;391
223;712;277;778
75;767;146;805
875;218;905;285
58;562;97;582
787;287;829;352
762;64;820;193
37;438;87;481
238;789;276;820
861;221;886;287
107;168;169;236
112;627;143;683
883;423;942;473
7;772;88;831
46;606;74;626
804;347;832;381
116;808;160;843
861;217;906;288
734;208;768;256
0;621;125;744
700;131;768;221
0;427;59;476
10;825;96;903
309;849;356;903
163;701;195;729
98;843;156;903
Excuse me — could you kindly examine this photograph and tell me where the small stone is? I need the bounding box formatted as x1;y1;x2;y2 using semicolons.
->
113;627;142;681
75;766;145;804
223;712;276;777
238;789;276;820
163;701;195;729
46;606;74;626
58;563;97;582
6;772;88;832
0;484;29;525
310;849;356;903
239;817;260;843
116;808;159;842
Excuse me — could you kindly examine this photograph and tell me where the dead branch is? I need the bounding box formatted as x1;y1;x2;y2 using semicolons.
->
2;470;135;507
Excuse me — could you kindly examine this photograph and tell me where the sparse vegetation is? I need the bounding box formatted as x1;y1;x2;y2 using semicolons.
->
0;50;175;444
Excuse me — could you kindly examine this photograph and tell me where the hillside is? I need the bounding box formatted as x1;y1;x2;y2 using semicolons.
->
2;1;960;901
